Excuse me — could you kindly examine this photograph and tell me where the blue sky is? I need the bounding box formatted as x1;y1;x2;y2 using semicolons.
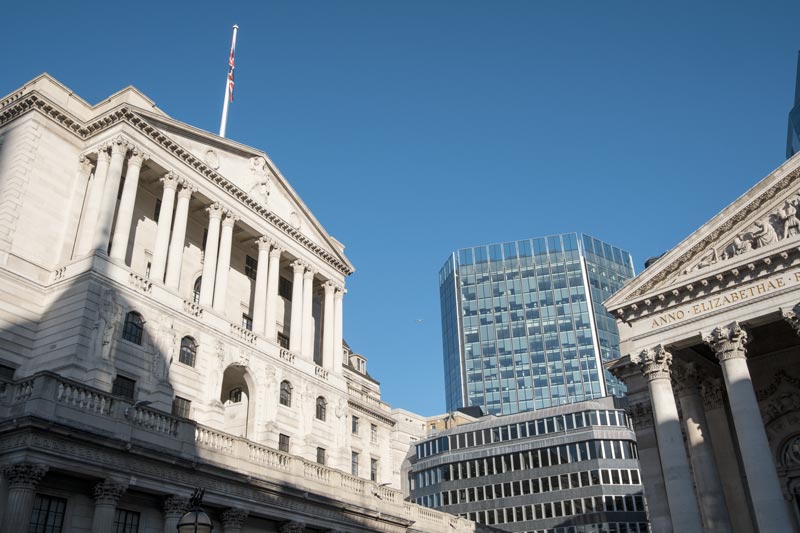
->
3;1;798;415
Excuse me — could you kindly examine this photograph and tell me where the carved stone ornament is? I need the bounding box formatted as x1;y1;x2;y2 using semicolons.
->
221;508;249;527
2;463;48;488
671;361;701;397
289;210;301;229
626;401;654;429
704;321;748;363
92;287;121;361
279;521;306;533
163;495;190;515
204;149;220;169
629;344;673;381
782;303;800;336
93;479;126;504
700;377;726;410
248;156;272;206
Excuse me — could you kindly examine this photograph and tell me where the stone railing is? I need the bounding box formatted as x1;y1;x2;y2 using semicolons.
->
0;372;481;533
314;365;329;381
183;300;203;318
279;348;296;363
230;323;257;344
128;271;153;293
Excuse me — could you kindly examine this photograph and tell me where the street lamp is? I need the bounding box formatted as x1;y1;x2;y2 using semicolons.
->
177;489;213;533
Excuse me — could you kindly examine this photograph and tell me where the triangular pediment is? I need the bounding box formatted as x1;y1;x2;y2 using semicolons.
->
606;154;800;310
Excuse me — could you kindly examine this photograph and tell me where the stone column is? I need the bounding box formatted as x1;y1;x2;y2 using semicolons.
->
265;245;283;341
77;146;110;255
0;463;48;533
221;508;248;533
162;496;190;533
701;378;755;533
289;260;305;353
252;237;272;335
630;345;704;533
279;521;306;533
150;172;180;282
165;182;195;290
301;268;315;360
91;479;126;533
322;281;335;370
212;211;237;315
109;150;147;262
333;286;345;374
95;137;128;252
199;203;223;306
673;363;732;532
704;322;795;532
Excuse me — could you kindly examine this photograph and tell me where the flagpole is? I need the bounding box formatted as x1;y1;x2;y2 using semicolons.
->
219;24;239;138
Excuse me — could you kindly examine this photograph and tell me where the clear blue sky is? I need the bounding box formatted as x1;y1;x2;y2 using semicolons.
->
3;1;798;415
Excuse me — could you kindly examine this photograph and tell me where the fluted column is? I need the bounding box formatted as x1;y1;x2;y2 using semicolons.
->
301;268;315;360
322;281;335;369
91;479;126;533
1;463;48;533
77;147;110;255
265;245;283;341
221;508;248;533
700;378;755;533
289;261;305;353
212;211;237;314
150;172;179;282
95;137;128;252
199;203;223;306
109;150;147;262
631;345;703;533
333;286;345;374
704;322;795;532
252;237;272;335
673;363;731;532
162;496;190;532
165;182;195;289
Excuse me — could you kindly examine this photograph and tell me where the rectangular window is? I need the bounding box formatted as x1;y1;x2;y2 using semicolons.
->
370;423;378;443
242;314;253;331
28;494;67;533
316;447;326;465
352;416;359;434
245;255;258;280
171;396;191;418
0;364;15;380
154;199;162;222
113;509;140;533
370;458;378;481
277;332;290;349
112;376;136;400
278;277;292;300
279;433;290;453
351;451;359;476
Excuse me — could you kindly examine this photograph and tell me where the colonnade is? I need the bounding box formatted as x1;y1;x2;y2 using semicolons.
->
630;320;795;533
0;463;311;532
74;138;345;372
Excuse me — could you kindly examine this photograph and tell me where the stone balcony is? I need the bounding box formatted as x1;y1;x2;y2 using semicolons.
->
0;372;485;532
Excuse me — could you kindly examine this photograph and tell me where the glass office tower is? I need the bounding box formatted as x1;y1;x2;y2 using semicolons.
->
788;50;800;159
439;233;634;415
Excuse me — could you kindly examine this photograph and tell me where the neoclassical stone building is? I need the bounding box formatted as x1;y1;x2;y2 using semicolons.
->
605;153;800;532
0;74;493;533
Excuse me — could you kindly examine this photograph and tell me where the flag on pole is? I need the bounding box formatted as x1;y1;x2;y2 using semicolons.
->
227;35;236;101
219;24;239;138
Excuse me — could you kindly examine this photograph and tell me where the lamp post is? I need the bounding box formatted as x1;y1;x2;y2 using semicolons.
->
177;489;213;533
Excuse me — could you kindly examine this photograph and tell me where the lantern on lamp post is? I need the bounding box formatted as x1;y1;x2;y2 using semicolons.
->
176;488;213;533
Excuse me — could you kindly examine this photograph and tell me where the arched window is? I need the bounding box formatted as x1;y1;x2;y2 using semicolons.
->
122;312;144;345
316;396;327;421
179;336;197;367
193;277;202;304
229;387;243;403
279;380;292;407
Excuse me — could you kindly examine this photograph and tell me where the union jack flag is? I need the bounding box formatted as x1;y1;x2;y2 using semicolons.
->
228;39;236;102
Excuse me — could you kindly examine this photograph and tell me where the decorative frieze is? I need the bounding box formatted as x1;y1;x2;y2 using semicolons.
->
704;321;748;362
630;345;672;381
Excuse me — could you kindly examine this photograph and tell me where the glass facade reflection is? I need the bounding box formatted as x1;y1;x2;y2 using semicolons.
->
788;51;800;159
439;233;634;415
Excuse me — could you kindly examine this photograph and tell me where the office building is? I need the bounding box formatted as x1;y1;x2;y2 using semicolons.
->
439;234;634;416
0;74;491;533
405;397;648;533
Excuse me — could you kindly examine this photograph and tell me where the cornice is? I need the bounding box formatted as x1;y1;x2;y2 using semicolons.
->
347;400;396;427
0;91;353;276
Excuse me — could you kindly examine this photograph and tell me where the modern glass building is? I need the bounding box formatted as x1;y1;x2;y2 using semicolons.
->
788;50;800;159
439;233;634;416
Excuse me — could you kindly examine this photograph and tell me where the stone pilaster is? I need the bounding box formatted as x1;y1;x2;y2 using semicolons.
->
221;507;248;533
252;237;272;335
704;322;794;532
265;245;284;341
162;496;190;533
165;182;195;289
109;149;147;262
289;260;306;353
322;281;335;370
630;345;703;533
199;203;223;307
77;146;110;255
1;463;48;533
301;268;315;360
333;286;345;375
91;479;126;533
212;211;238;314
150;172;180;282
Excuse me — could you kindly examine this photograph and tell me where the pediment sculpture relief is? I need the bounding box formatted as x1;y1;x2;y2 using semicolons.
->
248;156;272;206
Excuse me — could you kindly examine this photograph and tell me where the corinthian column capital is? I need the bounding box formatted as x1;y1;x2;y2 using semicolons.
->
177;182;196;199
79;153;94;174
161;171;180;190
630;344;672;381
257;236;274;251
93;479;126;505
110;136;128;154
128;149;148;168
2;463;48;488
279;521;306;533
323;280;336;294
207;202;224;219
96;144;111;162
222;508;249;528
704;321;748;362
291;260;306;274
781;303;800;336
221;210;239;227
163;495;190;515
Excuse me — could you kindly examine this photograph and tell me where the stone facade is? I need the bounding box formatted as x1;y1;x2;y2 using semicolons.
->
605;152;800;532
0;74;495;532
